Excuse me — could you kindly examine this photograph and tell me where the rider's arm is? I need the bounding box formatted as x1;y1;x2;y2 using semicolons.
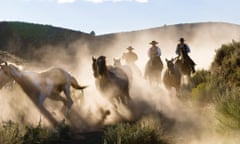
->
157;47;161;56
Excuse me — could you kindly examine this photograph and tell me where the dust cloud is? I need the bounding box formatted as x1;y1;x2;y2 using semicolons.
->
0;22;240;143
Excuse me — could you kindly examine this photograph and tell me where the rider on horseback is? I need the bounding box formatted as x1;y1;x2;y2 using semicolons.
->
122;46;138;65
175;37;196;73
148;40;163;65
145;40;163;84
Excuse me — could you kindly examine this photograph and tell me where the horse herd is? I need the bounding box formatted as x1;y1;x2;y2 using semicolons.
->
0;52;194;119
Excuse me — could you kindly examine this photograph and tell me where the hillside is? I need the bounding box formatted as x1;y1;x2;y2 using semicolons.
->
0;21;93;61
1;21;240;144
0;21;240;69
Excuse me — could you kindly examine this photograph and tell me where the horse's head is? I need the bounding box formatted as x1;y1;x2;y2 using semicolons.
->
165;58;175;71
92;56;108;78
92;56;99;78
113;58;121;67
96;56;107;76
0;61;11;76
0;62;21;78
0;62;14;89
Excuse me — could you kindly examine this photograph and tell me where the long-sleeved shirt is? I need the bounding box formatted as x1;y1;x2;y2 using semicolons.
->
176;43;190;55
122;51;138;64
148;46;161;58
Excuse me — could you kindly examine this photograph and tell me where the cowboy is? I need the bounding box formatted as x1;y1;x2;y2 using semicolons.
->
148;40;161;59
144;40;163;81
122;46;138;64
175;37;196;73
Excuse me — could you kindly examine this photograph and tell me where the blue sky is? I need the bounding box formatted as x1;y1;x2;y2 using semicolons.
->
0;0;240;35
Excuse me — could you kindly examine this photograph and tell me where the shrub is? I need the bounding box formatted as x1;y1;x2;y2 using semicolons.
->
0;120;21;144
103;114;168;144
104;123;159;144
191;83;209;104
215;88;240;133
0;120;70;144
189;70;211;88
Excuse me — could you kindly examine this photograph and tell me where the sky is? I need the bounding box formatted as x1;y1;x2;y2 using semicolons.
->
0;0;240;35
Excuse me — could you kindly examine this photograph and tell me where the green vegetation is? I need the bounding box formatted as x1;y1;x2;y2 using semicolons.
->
190;40;240;135
7;22;86;47
215;88;240;132
0;120;70;144
0;21;91;60
104;114;168;144
0;115;169;144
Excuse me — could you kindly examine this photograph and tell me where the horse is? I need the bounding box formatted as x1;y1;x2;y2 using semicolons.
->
175;48;195;84
0;62;86;112
144;56;163;86
92;56;130;106
163;58;181;95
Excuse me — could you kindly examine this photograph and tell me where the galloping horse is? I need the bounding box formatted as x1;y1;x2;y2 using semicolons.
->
0;62;86;112
92;56;130;106
163;58;181;95
175;48;195;83
144;56;163;86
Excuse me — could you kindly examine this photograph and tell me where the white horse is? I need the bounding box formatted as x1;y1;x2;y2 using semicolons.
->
0;62;86;111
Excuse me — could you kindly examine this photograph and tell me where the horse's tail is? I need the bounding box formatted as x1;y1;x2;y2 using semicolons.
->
70;76;87;90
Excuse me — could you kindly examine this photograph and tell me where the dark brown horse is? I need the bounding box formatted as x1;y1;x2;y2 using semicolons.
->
163;58;181;95
92;56;130;106
144;56;163;86
175;48;195;83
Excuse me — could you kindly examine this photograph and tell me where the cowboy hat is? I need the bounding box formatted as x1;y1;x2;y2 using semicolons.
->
179;37;185;41
149;40;158;45
127;46;134;50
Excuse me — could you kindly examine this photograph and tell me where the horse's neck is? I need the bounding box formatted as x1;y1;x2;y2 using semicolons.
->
168;64;177;74
114;62;121;67
12;69;39;87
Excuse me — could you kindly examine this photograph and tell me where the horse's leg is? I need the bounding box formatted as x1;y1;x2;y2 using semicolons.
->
180;74;186;85
121;90;131;106
63;84;73;111
118;94;126;105
38;92;46;109
157;71;162;86
48;92;67;106
110;96;119;110
175;84;181;97
186;74;190;84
